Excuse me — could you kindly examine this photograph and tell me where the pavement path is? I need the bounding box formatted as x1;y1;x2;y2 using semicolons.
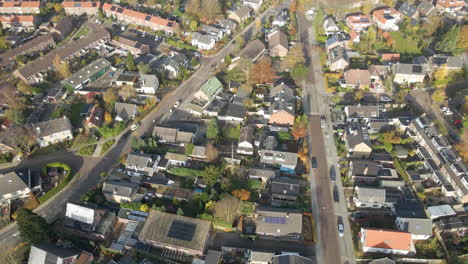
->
0;0;293;255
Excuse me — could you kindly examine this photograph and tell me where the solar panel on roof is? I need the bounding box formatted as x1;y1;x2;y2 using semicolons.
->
145;15;151;21
92;3;97;7
167;220;196;241
264;217;286;224
167;22;174;27
128;215;146;222
74;2;81;7
110;6;116;11
117;8;123;13
412;65;422;73
130;210;149;217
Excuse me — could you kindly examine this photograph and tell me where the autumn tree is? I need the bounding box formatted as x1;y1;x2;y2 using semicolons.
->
457;25;468;49
186;0;201;17
119;85;136;101
355;89;364;102
455;130;468;162
291;63;308;80
201;0;221;21
53;54;71;79
432;88;447;104
214;195;240;223
435;25;460;53
250;57;276;84
291;115;308;140
232;189;251;201
189;20;198;31
16;81;34;94
104;112;113;124
281;43;305;71
361;0;373;15
205;141;219;162
103;88;117;106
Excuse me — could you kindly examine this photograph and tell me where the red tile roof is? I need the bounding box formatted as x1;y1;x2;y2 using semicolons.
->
0;15;34;23
437;0;465;8
0;1;40;8
372;7;400;24
102;3;176;30
381;53;400;61
349;30;359;40
363;228;413;251
62;1;99;8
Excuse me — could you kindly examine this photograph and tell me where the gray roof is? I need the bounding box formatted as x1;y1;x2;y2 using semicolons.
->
345;105;380;119
220;102;247;119
238;39;266;59
63;58;111;88
28;243;80;264
102;180;138;198
0;171;29;197
346;127;370;149
394;200;426;218
114;102;138;121
429;55;463;69
33;117;72;137
249;251;275;262
270;82;294;97
272;255;313;264
350;160;380;176
328;45;348;64
248;168;277;179
434;215;468;230
126;152;153;168
255;207;302;236
205;250;222;264
238;126;254;144
139;211;212;253
399;218;432;236
394;63;427;75
355;187;386;204
218;19;237;30
417;0;436;16
323;16;338;30
427;204;456;219
271;177;300;196
192;32;215;45
234;6;251;19
398;2;417;17
139;74;159;89
268;29;288;49
201;24;222;36
152;126;193;143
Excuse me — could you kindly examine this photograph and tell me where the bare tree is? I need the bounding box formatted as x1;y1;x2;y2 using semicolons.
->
214;195;240;223
118;85;136;101
205;141;219;162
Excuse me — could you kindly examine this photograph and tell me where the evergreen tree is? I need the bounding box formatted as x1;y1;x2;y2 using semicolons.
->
435;25;460;54
126;52;137;71
16;209;54;245
206;118;220;141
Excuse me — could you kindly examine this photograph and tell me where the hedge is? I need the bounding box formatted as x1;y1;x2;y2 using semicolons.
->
39;162;74;203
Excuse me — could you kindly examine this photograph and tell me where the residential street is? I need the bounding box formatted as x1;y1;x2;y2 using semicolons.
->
297;12;355;264
0;0;293;254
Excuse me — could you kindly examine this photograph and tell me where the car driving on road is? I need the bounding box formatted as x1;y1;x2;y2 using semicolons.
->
130;122;140;130
333;184;339;202
337;216;344;237
311;157;317;168
330;165;336;181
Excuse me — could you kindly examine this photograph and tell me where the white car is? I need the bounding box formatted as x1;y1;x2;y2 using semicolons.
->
173;100;181;108
380;95;392;102
337;216;344;237
130;122;140;130
441;107;453;115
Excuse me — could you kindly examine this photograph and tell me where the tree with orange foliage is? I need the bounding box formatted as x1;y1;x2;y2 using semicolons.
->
290;0;296;12
455;129;468;162
291;115;308;140
250;57;276;84
232;189;251;201
104;112;113;124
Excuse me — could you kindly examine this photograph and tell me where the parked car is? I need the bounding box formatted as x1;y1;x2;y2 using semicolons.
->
380;95;392;102
337;216;344;237
173;99;181;108
330;165;336;181
130;122;141;131
320;116;326;128
333;185;339;202
350;212;365;221
441;106;453;115
311;157;317;168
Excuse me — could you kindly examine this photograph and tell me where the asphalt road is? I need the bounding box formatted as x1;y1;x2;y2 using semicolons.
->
297;12;355;264
0;0;292;255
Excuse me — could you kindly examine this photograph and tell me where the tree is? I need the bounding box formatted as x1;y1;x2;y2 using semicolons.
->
290;63;308;80
458;25;468;49
214;195;240;223
206;118;220;141
0;21;4;36
16;209;53;245
126;52;137;71
355;89;364;102
433;65;449;82
189;20;198;31
104;112;113;124
177;207;184;215
250;57;276;84
432;88;446;104
291;115;308;140
361;0;373;15
140;203;149;212
102;88;117;105
232;189;251;201
224;55;232;65
186;0;201;17
436;25;460;53
203;165;221;187
118;85;136;101
137;62;152;74
53;54;71;79
281;43;305;71
5;108;26;125
200;0;221;21
16;81;34;94
205;141;219;162
0;36;10;49
455;131;468;162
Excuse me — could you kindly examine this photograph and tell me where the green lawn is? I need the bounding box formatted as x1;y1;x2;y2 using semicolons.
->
100;139;115;155
39;163;73;204
75;25;89;38
30;144;65;158
222;126;241;140
389;31;422;56
70;103;83;127
240;201;254;215
77;144;96;156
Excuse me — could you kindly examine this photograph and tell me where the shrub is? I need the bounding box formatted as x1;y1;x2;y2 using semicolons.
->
77;145;96;156
99;122;126;138
100;139;115;155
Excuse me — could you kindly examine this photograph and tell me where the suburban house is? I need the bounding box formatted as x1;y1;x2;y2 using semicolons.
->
381;53;400;67
102;3;177;33
342;69;371;88
27;244;80;264
62;58;112;90
434;215;468;237
393;63;427;84
139;211;213;256
248;168;277;184
323;16;340;36
159;53;189;78
436;0;466;13
0;34;56;67
0;171;31;205
353;187;388;208
62;1;100;16
345;126;372;159
254;207;302;239
115;72;159;94
271;255;313;264
191;32;216;50
218;102;247;122
165;152;188;167
272;9;288;27
14;22;110;84
237;125;255;155
259;135;298;173
372;7;401;31
395;217;432;240
398;2;418;18
153;185;193;201
201;24;224;41
112;37;150;55
345;14;372;32
348;160;379;182
360;228;415;255
187;77;224;115
243;0;263;10
125;152;160;177
427;204;457;219
84;105;104;130
271;177;300;204
114;102;138;122
64;203;117;241
15;168;42;194
328;45;349;72
228;6;251;23
267;83;295;126
152;126;194;146
235;39;266;63
33;116;73;147
217;19;237;34
344;105;380;123
102;180;146;204
268;29;288;58
427;54;463;72
417;0;437;17
0;1;41;14
0;15;37;30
